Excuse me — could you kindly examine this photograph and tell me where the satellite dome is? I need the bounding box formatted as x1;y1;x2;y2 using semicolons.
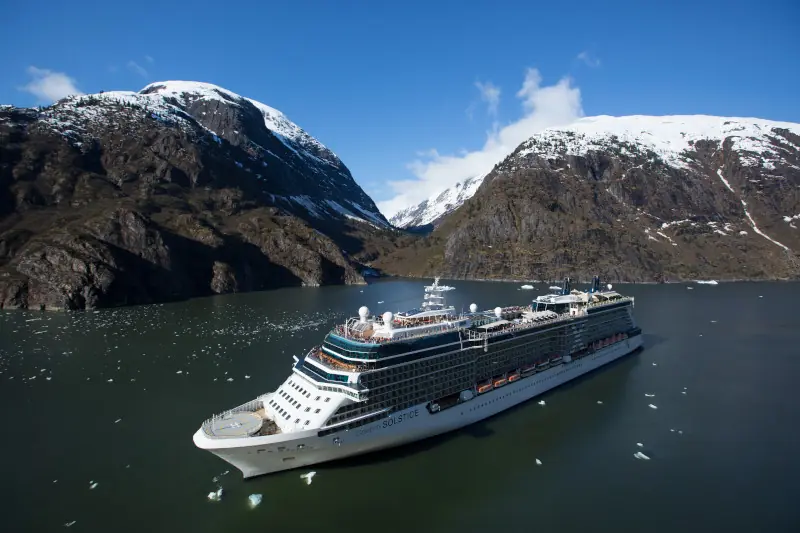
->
383;311;393;327
494;306;503;318
469;303;478;313
358;306;369;323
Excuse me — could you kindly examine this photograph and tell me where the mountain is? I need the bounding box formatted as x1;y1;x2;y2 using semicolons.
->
374;115;800;282
389;173;487;230
0;81;392;310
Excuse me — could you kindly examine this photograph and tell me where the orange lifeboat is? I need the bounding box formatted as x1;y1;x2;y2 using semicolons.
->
508;371;521;383
493;376;508;388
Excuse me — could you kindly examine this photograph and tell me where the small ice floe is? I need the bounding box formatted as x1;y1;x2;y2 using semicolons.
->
89;481;98;490
207;488;223;502
176;370;183;374
535;458;542;466
652;362;657;366
645;393;655;397
670;429;676;432
521;285;534;290
227;378;234;382
300;471;316;485
686;287;694;290
648;404;658;409
596;400;603;405
245;375;251;380
636;442;643;447
248;494;263;508
678;430;683;434
759;295;763;298
696;280;718;285
538;400;546;406
107;379;113;382
710;320;717;323
681;391;687;395
377;301;384;304
114;418;122;424
64;521;77;528
633;451;651;460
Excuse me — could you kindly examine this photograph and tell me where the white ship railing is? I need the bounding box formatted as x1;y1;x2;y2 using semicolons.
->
201;395;270;437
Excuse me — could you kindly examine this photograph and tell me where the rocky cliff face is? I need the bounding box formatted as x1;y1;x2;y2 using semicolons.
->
0;82;391;310
375;115;800;282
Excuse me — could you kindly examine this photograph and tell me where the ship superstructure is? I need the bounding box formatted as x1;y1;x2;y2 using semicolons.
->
193;277;643;478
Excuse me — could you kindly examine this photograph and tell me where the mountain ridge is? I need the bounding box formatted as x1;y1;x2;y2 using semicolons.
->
0;81;394;310
374;114;800;282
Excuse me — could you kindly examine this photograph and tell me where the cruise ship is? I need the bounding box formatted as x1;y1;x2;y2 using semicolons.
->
193;277;643;478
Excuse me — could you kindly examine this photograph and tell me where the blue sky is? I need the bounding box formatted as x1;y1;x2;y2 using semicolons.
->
3;0;798;216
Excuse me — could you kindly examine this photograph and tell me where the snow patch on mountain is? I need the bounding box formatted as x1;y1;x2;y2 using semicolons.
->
390;173;487;228
517;115;800;170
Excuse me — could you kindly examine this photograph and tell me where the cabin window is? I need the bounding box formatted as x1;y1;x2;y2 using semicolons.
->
325;397;331;402
305;407;311;412
315;409;321;414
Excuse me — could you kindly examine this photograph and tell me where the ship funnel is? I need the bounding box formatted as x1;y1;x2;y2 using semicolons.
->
562;277;572;295
358;306;369;324
469;303;478;313
383;311;394;329
591;276;600;293
494;306;503;318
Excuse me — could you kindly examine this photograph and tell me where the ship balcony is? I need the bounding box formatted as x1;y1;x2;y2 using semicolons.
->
294;358;369;402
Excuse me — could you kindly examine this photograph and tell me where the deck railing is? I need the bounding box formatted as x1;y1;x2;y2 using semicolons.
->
201;395;269;437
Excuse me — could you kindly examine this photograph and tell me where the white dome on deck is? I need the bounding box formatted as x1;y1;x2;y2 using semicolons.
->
358;306;369;323
383;311;394;329
469;303;478;313
494;307;503;318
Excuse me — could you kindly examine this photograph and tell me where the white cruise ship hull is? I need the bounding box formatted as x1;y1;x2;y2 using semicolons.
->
193;334;643;478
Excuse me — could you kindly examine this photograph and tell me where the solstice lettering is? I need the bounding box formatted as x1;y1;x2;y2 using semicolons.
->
381;408;419;429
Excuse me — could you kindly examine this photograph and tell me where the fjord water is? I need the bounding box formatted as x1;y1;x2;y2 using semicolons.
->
1;280;798;532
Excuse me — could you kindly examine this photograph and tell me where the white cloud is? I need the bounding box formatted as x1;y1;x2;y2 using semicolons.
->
577;51;601;68
474;80;501;117
127;60;148;78
145;55;155;64
377;68;583;217
19;67;83;102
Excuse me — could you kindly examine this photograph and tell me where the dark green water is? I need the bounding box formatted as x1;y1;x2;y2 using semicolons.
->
1;279;799;532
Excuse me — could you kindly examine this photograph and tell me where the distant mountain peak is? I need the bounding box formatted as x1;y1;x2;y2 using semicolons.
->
389;173;488;229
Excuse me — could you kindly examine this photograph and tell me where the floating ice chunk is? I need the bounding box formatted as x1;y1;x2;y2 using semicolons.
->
64;521;77;527
377;301;384;304
227;378;234;382
670;428;675;432
535;458;542;466
245;375;251;379
636;442;643;447
634;451;650;460
538;400;546;406
207;488;223;502
176;370;183;374
248;494;263;508
300;471;316;485
89;482;98;490
645;393;655;397
597;400;603;404
710;320;717;323
678;430;683;434
114;418;122;424
681;391;687;395
648;404;658;409
107;379;113;382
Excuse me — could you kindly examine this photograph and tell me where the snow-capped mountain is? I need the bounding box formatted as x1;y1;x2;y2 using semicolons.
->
0;81;389;310
374;114;800;282
37;81;387;227
391;115;800;230
389;173;488;228
514;115;800;171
